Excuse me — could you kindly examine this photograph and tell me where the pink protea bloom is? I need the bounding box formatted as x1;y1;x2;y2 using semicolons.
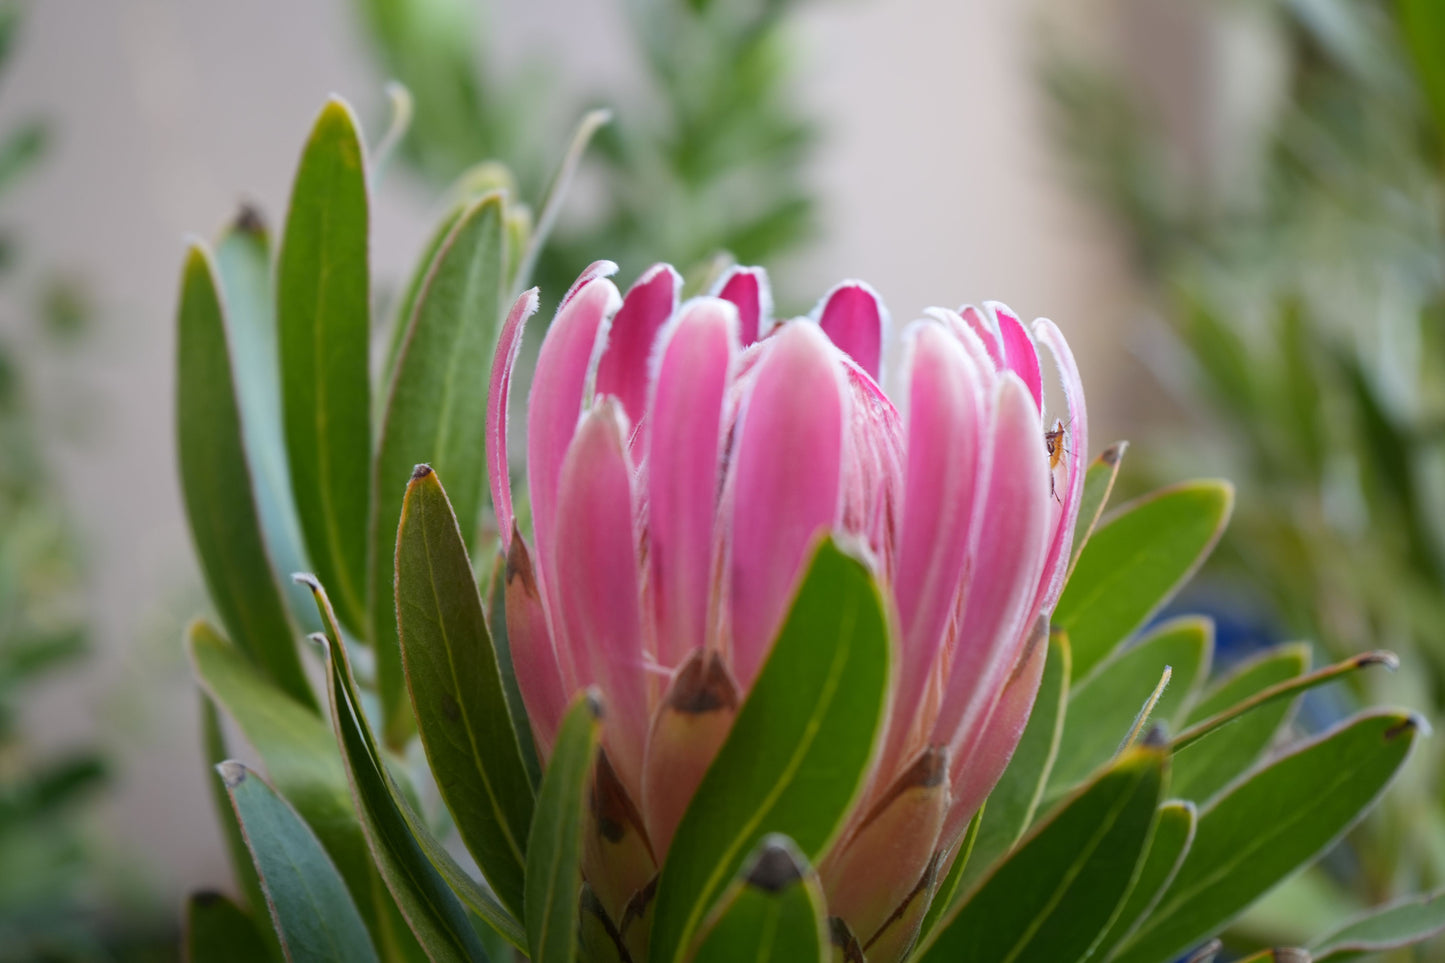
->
489;260;1087;958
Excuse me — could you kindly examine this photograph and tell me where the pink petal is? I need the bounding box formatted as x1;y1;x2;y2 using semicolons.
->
726;321;847;688
560;259;618;309
924;307;1002;381
1031;318;1089;614
646;297;739;669
930;374;1051;750
989;302;1044;414
504;526;567;756
814;280;887;382
553;399;649;796
878;322;986;777
527;275;622;592
595;263;681;430
958;304;1004;371
487;288;540;551
711;265;773;345
941;618;1047;848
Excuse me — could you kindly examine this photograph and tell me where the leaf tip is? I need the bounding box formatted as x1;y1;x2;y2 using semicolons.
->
1387;712;1430;741
291;572;321;593
410;463;434;481
745;837;806;893
216;760;247;789
584;686;605;721
191;889;224;908
1101;440;1128;465
230;201;267;237
1356;650;1400;672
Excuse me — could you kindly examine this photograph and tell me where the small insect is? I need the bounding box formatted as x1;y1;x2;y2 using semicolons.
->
1044;419;1071;503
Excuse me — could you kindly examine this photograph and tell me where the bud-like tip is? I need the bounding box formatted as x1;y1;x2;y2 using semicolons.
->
1386;713;1430;741
584;686;605;721
1141;723;1169;749
216;760;247;789
411;463;433;481
1101;441;1127;466
291;572;321;592
746;838;805;893
666;650;739;715
1355;650;1399;671
231;202;266;236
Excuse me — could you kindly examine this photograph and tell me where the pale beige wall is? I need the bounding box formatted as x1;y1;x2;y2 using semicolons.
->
0;0;1151;904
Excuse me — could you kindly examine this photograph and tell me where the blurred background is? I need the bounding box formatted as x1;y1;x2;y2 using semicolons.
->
0;0;1441;957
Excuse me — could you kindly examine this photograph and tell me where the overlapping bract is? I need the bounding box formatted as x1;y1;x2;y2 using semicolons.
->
489;261;1087;955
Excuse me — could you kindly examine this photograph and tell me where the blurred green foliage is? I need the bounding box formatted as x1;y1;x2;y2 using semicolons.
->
1045;0;1445;951
353;0;818;306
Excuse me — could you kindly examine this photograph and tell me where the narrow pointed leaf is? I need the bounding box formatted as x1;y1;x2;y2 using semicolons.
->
917;805;986;949
201;695;275;953
916;745;1165;963
277;98;371;634
955;631;1071;895
1049;618;1209;795
1095;801;1196;959
1113;711;1424;963
1171;643;1308;803
184;891;276;963
218;761;379;963
213;209;315;630
1066;441;1127;578
305;576;513;959
649;538;891;963
188;622;378;940
1056;481;1233;681
177;243;312;707
380;163;514;392
396;465;534;918
485;549;543;788
1310;889;1445;960
514;109;609;295
690;837;828;963
1173;651;1397;751
371;195;509;745
524;692;602;963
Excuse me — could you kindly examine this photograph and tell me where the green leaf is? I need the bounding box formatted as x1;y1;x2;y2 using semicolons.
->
371;194;509;745
218;761;379;963
690;836;828;963
380;163;517;391
201;695;274;953
1049;617;1211;795
1113;711;1424;963
1310;889;1445;961
1401;0;1445;143
524;692;602;963
1094;801;1195;960
954;631;1071;895
306;575;511;959
1066;441;1127;578
1171;643;1308;803
277;98;371;635
176;243;313;707
649;537;891;963
396;466;534;918
1055;481;1233;682
1173;651;1397;752
915;745;1166;963
188;620;379;943
213;208;316;631
184;890;276;963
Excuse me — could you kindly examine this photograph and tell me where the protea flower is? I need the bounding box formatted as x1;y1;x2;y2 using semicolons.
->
488;260;1086;960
